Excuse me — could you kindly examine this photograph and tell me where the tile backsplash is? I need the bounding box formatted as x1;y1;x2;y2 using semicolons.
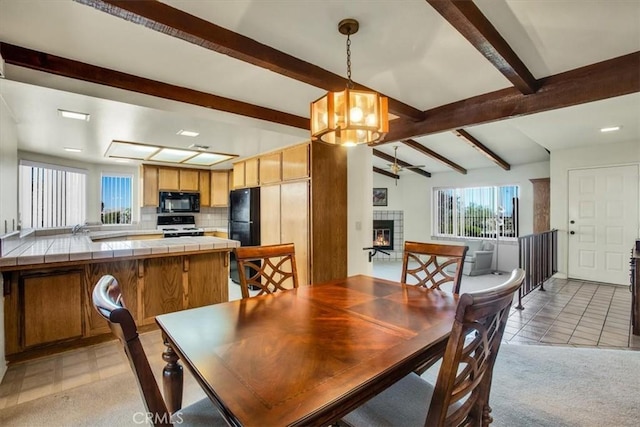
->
139;207;229;229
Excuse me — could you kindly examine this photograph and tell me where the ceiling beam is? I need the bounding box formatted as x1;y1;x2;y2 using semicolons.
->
452;130;510;170
74;0;426;122
401;139;467;174
0;42;309;130
373;166;400;180
377;52;640;144
372;149;431;178
426;0;538;94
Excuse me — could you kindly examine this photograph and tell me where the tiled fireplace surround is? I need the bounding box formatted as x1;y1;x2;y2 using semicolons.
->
372;210;404;261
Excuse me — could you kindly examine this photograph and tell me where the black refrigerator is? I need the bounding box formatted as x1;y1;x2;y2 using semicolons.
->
229;187;260;284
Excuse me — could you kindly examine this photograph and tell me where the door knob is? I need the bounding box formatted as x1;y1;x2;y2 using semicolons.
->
570;231;575;235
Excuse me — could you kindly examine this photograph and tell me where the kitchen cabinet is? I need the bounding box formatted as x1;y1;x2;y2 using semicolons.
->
199;171;211;206
260;152;282;184
21;270;83;347
257;142;346;286
142;165;159;207
282;144;309;181
158;167;180;190
211;170;230;206
245;158;259;187
179;169;199;191
233;162;245;189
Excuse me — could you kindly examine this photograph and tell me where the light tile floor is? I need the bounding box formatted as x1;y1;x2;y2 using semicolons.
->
0;272;638;411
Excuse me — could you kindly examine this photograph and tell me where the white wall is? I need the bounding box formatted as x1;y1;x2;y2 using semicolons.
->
347;145;373;276
0;94;19;379
550;141;640;278
18;151;141;225
373;161;550;272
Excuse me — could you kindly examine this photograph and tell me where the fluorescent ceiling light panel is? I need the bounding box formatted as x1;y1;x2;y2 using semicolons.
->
177;129;199;137
58;109;90;121
600;126;621;132
183;152;235;166
64;147;82;153
106;141;160;159
150;148;196;163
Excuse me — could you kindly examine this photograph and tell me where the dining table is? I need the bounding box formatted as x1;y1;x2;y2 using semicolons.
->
155;274;460;426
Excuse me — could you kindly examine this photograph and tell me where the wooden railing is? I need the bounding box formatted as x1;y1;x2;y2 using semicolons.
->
516;229;557;309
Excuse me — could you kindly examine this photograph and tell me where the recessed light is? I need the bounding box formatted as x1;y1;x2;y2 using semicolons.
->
64;147;82;153
177;130;199;137
58;109;90;121
600;126;621;132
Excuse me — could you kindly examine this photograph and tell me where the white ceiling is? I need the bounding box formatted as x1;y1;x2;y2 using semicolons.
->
0;0;638;175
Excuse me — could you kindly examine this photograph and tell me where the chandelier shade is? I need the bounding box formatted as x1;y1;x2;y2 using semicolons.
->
310;19;389;147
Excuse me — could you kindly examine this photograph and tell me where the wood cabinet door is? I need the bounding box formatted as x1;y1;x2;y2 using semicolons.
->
142;256;184;321
282;144;309;181
211;171;230;206
199;171;211;206
179;169;199;191
187;253;228;308
142;165;159;207
158;168;180;190
22;271;83;347
260;152;282;184
280;181;309;286
245;158;260;187
233;162;245;189
260;185;281;246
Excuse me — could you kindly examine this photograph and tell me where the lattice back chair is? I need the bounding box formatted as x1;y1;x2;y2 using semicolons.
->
92;275;224;426
342;268;525;427
401;241;468;294
234;243;299;299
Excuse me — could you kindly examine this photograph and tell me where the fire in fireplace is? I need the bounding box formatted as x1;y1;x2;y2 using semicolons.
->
373;220;394;250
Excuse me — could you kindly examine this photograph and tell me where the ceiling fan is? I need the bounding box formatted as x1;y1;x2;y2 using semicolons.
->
387;146;425;175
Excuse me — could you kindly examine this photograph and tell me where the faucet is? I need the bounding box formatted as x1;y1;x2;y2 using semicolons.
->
72;223;89;235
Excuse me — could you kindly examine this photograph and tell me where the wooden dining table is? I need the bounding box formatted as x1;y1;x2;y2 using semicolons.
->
155;274;460;426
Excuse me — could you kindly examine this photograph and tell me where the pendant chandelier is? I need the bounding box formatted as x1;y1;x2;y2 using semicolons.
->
310;19;388;147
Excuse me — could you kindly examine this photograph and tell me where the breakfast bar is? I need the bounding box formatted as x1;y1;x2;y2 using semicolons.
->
0;230;239;361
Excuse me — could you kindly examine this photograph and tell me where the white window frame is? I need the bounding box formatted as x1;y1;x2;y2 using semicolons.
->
19;160;87;229
101;172;134;225
433;185;520;240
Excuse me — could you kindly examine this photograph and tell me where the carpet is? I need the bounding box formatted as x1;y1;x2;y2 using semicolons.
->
1;344;638;426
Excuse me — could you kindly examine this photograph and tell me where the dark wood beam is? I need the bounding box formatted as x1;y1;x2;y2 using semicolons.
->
401;139;467;174
373;166;400;180
372;149;431;178
0;42;308;130
74;0;425;122
453;130;510;170
377;52;640;144
427;0;538;94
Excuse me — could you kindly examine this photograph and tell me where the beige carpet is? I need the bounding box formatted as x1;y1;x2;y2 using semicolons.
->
1;344;639;426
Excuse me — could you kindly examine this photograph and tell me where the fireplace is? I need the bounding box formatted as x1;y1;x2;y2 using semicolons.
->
373;220;394;250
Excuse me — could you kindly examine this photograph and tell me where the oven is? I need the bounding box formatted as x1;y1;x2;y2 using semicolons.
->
157;215;204;238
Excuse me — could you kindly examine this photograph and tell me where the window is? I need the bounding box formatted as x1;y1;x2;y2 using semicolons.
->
101;174;133;225
434;185;519;239
19;161;87;229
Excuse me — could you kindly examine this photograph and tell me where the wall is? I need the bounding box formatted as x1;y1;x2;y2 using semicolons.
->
550;141;640;278
0;95;19;379
347;145;373;276
373;161;550;272
18;151;140;225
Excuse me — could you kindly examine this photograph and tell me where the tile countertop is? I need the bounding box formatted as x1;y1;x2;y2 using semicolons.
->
0;233;240;269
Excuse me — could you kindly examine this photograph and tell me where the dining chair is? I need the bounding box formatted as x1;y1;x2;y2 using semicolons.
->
342;268;526;427
401;241;468;294
234;242;299;299
92;275;226;426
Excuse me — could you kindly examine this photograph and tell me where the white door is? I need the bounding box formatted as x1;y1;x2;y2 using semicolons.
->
568;165;639;285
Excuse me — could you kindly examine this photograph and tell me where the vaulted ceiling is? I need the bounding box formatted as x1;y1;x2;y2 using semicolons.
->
0;0;638;178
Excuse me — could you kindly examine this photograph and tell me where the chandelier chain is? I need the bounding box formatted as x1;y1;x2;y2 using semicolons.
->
346;33;353;89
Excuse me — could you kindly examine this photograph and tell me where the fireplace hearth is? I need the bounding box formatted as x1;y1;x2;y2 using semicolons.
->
373;220;394;250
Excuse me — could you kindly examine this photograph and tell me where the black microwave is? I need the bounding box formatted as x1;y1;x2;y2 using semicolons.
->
158;191;200;213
